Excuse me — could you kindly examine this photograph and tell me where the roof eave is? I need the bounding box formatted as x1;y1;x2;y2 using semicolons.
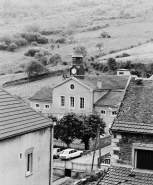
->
110;129;153;135
0;124;53;141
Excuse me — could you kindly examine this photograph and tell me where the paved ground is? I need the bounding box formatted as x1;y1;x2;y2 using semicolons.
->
71;145;111;164
53;177;71;185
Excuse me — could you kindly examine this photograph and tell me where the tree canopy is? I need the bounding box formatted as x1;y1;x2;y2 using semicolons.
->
26;59;48;78
53;113;106;150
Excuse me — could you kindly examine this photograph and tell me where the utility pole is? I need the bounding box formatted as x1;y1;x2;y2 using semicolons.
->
91;129;98;171
98;124;101;168
106;34;108;54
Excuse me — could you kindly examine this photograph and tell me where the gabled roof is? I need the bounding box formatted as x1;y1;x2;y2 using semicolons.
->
29;86;53;102
111;78;153;134
94;90;125;107
53;75;129;91
79;75;129;90
52;76;93;91
100;165;153;185
0;88;52;140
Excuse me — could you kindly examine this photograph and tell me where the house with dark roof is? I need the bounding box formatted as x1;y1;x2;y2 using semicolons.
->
0;88;53;185
29;54;130;135
100;78;153;184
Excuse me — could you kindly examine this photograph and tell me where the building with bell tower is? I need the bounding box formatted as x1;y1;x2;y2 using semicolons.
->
70;52;85;79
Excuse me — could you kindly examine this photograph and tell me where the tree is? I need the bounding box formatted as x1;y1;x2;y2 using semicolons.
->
73;45;87;57
68;36;74;44
26;60;47;78
54;113;81;147
96;42;103;51
107;58;117;71
78;114;105;150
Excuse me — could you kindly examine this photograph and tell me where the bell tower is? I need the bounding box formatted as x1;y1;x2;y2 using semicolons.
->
70;52;85;79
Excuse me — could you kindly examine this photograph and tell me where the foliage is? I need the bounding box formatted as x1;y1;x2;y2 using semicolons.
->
35;52;48;66
78;114;105;150
49;54;62;65
107;58;117;71
24;23;40;32
20;32;48;44
0;42;7;50
50;44;55;50
100;31;111;38
54;113;81;147
26;60;47;78
62;61;68;65
8;42;18;52
55;37;66;44
116;53;130;58
96;42;103;51
24;47;41;57
73;45;87;57
31;41;38;46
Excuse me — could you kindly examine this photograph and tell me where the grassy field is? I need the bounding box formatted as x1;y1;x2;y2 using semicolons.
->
1;0;153;74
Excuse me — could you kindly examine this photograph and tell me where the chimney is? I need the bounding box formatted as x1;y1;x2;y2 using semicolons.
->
97;79;102;89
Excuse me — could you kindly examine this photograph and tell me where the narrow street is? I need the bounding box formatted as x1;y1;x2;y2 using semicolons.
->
68;145;111;164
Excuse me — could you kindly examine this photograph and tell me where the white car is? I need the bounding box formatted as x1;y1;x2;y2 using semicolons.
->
53;148;63;159
59;149;83;160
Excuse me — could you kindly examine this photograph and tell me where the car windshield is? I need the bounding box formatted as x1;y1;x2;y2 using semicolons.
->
61;151;69;155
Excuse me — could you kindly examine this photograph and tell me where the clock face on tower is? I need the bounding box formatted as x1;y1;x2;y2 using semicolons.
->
71;68;77;75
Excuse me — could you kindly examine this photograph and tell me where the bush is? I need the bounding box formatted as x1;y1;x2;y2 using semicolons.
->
62;61;68;65
37;36;48;44
100;31;111;38
24;24;40;32
0;35;13;45
116;53;130;58
49;54;62;65
55;37;66;44
14;37;28;47
31;41;38;46
21;32;41;43
8;43;18;52
50;44;55;50
35;52;48;66
26;60;48;78
24;47;41;57
0;42;7;50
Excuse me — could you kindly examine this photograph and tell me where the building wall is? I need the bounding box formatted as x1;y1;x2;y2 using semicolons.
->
117;70;130;76
0;127;51;185
52;79;92;116
30;101;52;114
95;106;117;135
111;132;153;167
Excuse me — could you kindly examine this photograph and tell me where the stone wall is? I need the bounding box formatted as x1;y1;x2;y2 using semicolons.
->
111;132;153;165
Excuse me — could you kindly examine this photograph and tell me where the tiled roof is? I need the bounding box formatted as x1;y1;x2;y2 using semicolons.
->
0;88;52;140
94;90;125;107
29;86;53;102
79;75;129;90
100;165;153;185
111;78;153;134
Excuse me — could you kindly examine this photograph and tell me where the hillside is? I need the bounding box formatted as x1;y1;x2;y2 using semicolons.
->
0;0;153;74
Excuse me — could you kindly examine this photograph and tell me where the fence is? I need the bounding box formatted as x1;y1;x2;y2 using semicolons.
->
54;139;85;150
54;136;111;151
90;136;111;150
98;152;111;165
53;160;98;172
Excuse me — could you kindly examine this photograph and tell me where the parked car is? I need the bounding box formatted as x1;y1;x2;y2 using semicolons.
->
53;148;63;159
59;149;83;160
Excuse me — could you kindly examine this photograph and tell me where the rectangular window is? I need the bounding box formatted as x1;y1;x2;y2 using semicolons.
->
44;104;50;109
112;111;117;116
80;97;85;109
25;148;34;177
60;96;65;107
119;72;124;75
136;149;153;170
100;110;106;114
35;103;40;109
70;97;75;108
